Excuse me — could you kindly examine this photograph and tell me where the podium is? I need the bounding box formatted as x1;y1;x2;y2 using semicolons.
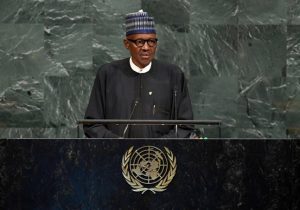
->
1;138;299;209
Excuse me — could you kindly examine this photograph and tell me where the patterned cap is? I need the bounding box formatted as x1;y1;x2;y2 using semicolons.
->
125;10;156;36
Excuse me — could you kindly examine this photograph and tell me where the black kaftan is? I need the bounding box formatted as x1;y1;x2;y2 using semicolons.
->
84;58;193;138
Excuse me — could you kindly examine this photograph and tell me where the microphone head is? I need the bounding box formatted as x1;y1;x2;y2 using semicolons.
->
173;86;178;92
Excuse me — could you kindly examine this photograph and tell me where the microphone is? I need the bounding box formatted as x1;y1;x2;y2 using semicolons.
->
172;87;178;138
122;98;139;138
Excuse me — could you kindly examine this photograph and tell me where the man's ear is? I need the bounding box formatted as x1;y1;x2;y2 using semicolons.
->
123;39;129;49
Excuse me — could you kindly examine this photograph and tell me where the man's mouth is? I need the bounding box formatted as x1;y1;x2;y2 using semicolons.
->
140;54;150;59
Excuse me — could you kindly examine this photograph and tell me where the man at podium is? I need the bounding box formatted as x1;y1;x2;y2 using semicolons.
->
84;10;193;138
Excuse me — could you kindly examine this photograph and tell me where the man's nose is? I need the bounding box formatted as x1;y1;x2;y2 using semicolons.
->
142;42;150;50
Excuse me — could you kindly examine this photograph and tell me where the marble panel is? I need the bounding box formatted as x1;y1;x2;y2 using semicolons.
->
155;24;190;77
89;1;136;68
0;78;44;127
88;0;141;38
286;77;300;137
89;0;141;18
0;24;46;128
238;0;287;24
92;35;128;68
142;0;190;32
92;27;128;68
190;0;238;25
44;0;91;25
236;25;287;137
0;128;53;138
236;128;288;138
188;24;239;77
287;0;300;24
287;25;300;77
194;124;237;139
44;24;93;71
236;77;287;137
0;127;83;139
0;0;44;23
189;76;238;128
238;25;286;80
0;24;44;54
43;70;94;129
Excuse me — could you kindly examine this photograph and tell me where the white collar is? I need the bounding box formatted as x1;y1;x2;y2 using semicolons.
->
129;57;152;74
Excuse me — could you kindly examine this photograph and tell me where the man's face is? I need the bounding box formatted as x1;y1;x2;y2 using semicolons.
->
124;33;157;68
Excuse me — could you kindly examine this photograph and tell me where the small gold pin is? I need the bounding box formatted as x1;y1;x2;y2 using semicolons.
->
149;91;152;95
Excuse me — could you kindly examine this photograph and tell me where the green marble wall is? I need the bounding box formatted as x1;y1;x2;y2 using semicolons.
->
0;0;299;138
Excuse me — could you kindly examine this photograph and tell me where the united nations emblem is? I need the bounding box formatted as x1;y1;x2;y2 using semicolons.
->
121;146;177;194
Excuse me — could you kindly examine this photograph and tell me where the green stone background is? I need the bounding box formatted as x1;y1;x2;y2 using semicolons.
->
0;0;299;138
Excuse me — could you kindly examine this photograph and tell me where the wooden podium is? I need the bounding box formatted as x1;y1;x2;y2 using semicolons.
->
1;138;299;209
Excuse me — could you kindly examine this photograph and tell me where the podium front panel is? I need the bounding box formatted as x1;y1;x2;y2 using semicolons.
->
0;139;299;209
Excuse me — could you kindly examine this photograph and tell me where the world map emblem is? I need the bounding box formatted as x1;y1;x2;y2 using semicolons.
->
121;146;177;194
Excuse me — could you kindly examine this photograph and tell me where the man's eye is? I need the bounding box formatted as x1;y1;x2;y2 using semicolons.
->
136;40;144;45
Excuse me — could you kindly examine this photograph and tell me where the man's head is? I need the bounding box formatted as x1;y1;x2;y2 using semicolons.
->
123;10;157;68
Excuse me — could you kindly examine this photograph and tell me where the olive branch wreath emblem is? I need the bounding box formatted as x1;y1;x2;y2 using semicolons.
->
121;146;177;194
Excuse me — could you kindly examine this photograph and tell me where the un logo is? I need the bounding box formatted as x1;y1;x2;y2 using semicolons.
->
122;146;177;194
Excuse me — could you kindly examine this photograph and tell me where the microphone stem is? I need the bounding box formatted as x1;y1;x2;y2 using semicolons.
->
122;100;139;138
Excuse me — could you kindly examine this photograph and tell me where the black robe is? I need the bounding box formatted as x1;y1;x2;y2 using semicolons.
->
84;58;193;138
